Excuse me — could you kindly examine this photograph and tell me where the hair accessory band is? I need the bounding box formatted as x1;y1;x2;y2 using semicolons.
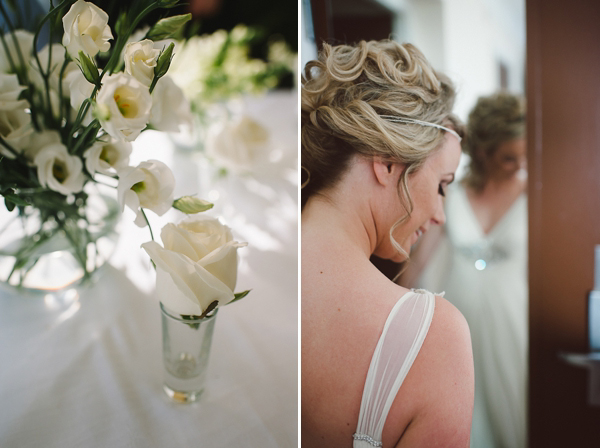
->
380;115;462;142
301;166;311;189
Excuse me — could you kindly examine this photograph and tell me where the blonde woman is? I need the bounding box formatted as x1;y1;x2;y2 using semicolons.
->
301;40;474;447
409;93;527;448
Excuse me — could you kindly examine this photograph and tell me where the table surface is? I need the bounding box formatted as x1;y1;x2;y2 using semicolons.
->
0;91;299;448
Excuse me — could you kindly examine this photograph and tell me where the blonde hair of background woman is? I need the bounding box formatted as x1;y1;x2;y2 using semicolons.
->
462;92;526;191
301;39;464;260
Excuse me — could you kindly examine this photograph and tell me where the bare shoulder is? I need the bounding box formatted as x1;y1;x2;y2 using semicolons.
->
385;295;474;448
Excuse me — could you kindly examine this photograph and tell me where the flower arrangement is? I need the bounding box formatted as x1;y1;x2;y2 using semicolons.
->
0;0;251;318
168;24;294;114
0;0;198;288
167;25;295;176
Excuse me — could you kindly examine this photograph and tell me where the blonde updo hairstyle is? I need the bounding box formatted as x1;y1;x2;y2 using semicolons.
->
462;92;526;191
301;40;463;259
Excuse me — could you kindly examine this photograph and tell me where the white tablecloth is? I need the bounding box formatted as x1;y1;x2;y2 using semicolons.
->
0;91;298;448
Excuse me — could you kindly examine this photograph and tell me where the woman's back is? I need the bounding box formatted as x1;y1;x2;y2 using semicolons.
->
301;222;474;447
301;39;475;447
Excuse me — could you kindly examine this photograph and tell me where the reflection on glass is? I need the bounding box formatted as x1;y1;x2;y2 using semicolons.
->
414;92;527;448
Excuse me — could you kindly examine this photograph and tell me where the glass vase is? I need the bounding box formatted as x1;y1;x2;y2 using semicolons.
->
160;302;218;403
0;186;119;294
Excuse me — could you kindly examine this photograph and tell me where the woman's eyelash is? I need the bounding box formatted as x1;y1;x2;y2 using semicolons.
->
438;184;446;197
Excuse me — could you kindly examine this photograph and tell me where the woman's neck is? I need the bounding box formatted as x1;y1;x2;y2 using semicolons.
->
302;160;381;259
302;195;375;259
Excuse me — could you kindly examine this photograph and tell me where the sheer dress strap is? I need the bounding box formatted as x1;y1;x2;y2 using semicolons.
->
353;289;436;447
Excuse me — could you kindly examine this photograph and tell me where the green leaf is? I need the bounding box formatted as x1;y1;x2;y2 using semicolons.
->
146;13;191;41
115;11;128;37
77;51;100;86
4;194;31;206
199;300;219;319
158;0;180;7
228;289;251;305
172;196;213;214
4;196;15;212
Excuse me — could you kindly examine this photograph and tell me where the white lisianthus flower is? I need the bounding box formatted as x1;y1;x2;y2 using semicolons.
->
65;67;95;124
0;30;34;74
117;160;175;227
0;73;27;109
119;26;176;66
95;73;152;141
29;44;77;94
149;76;192;133
62;0;113;58
0;108;33;158
34;143;86;195
205;114;271;173
84;138;132;175
23;129;62;164
142;216;247;315
124;39;160;87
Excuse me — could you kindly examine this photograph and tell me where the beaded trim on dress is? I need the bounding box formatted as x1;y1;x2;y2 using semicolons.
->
353;433;383;447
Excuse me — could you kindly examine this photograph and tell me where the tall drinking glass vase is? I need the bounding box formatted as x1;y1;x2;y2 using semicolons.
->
160;302;218;403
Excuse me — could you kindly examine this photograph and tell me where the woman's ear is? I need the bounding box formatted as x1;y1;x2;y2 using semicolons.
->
373;158;404;187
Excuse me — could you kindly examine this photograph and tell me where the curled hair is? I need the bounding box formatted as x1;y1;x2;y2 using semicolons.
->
301;40;464;259
462;92;526;191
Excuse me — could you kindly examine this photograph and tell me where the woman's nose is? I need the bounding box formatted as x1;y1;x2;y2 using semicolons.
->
432;199;446;226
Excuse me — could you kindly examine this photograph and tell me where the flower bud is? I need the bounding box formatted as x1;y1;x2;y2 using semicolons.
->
154;42;175;80
77;51;100;86
146;14;191;41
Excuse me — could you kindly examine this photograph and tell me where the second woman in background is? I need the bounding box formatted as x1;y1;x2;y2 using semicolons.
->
408;93;527;448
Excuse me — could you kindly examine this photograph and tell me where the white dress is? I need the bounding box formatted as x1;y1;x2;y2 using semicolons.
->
418;183;528;448
353;289;436;447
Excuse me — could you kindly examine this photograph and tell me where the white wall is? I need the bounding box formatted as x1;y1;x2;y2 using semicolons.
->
379;0;526;122
300;0;526;123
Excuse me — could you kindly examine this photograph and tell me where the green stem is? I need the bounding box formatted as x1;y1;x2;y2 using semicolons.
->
140;207;156;269
57;216;89;279
0;24;40;130
31;0;74;79
140;208;154;241
58;58;70;125
0;135;28;163
70;118;100;155
0;29;17;74
148;76;159;94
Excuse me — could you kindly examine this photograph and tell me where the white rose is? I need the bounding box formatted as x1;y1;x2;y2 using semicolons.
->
84;138;131;175
0;108;33;158
205;114;271;173
142;216;247;315
23;129;62;164
96;73;152;141
0;73;27;110
117;159;175;227
34;143;86;195
149;75;193;133
0;30;34;74
124;39;160;87
62;0;113;58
